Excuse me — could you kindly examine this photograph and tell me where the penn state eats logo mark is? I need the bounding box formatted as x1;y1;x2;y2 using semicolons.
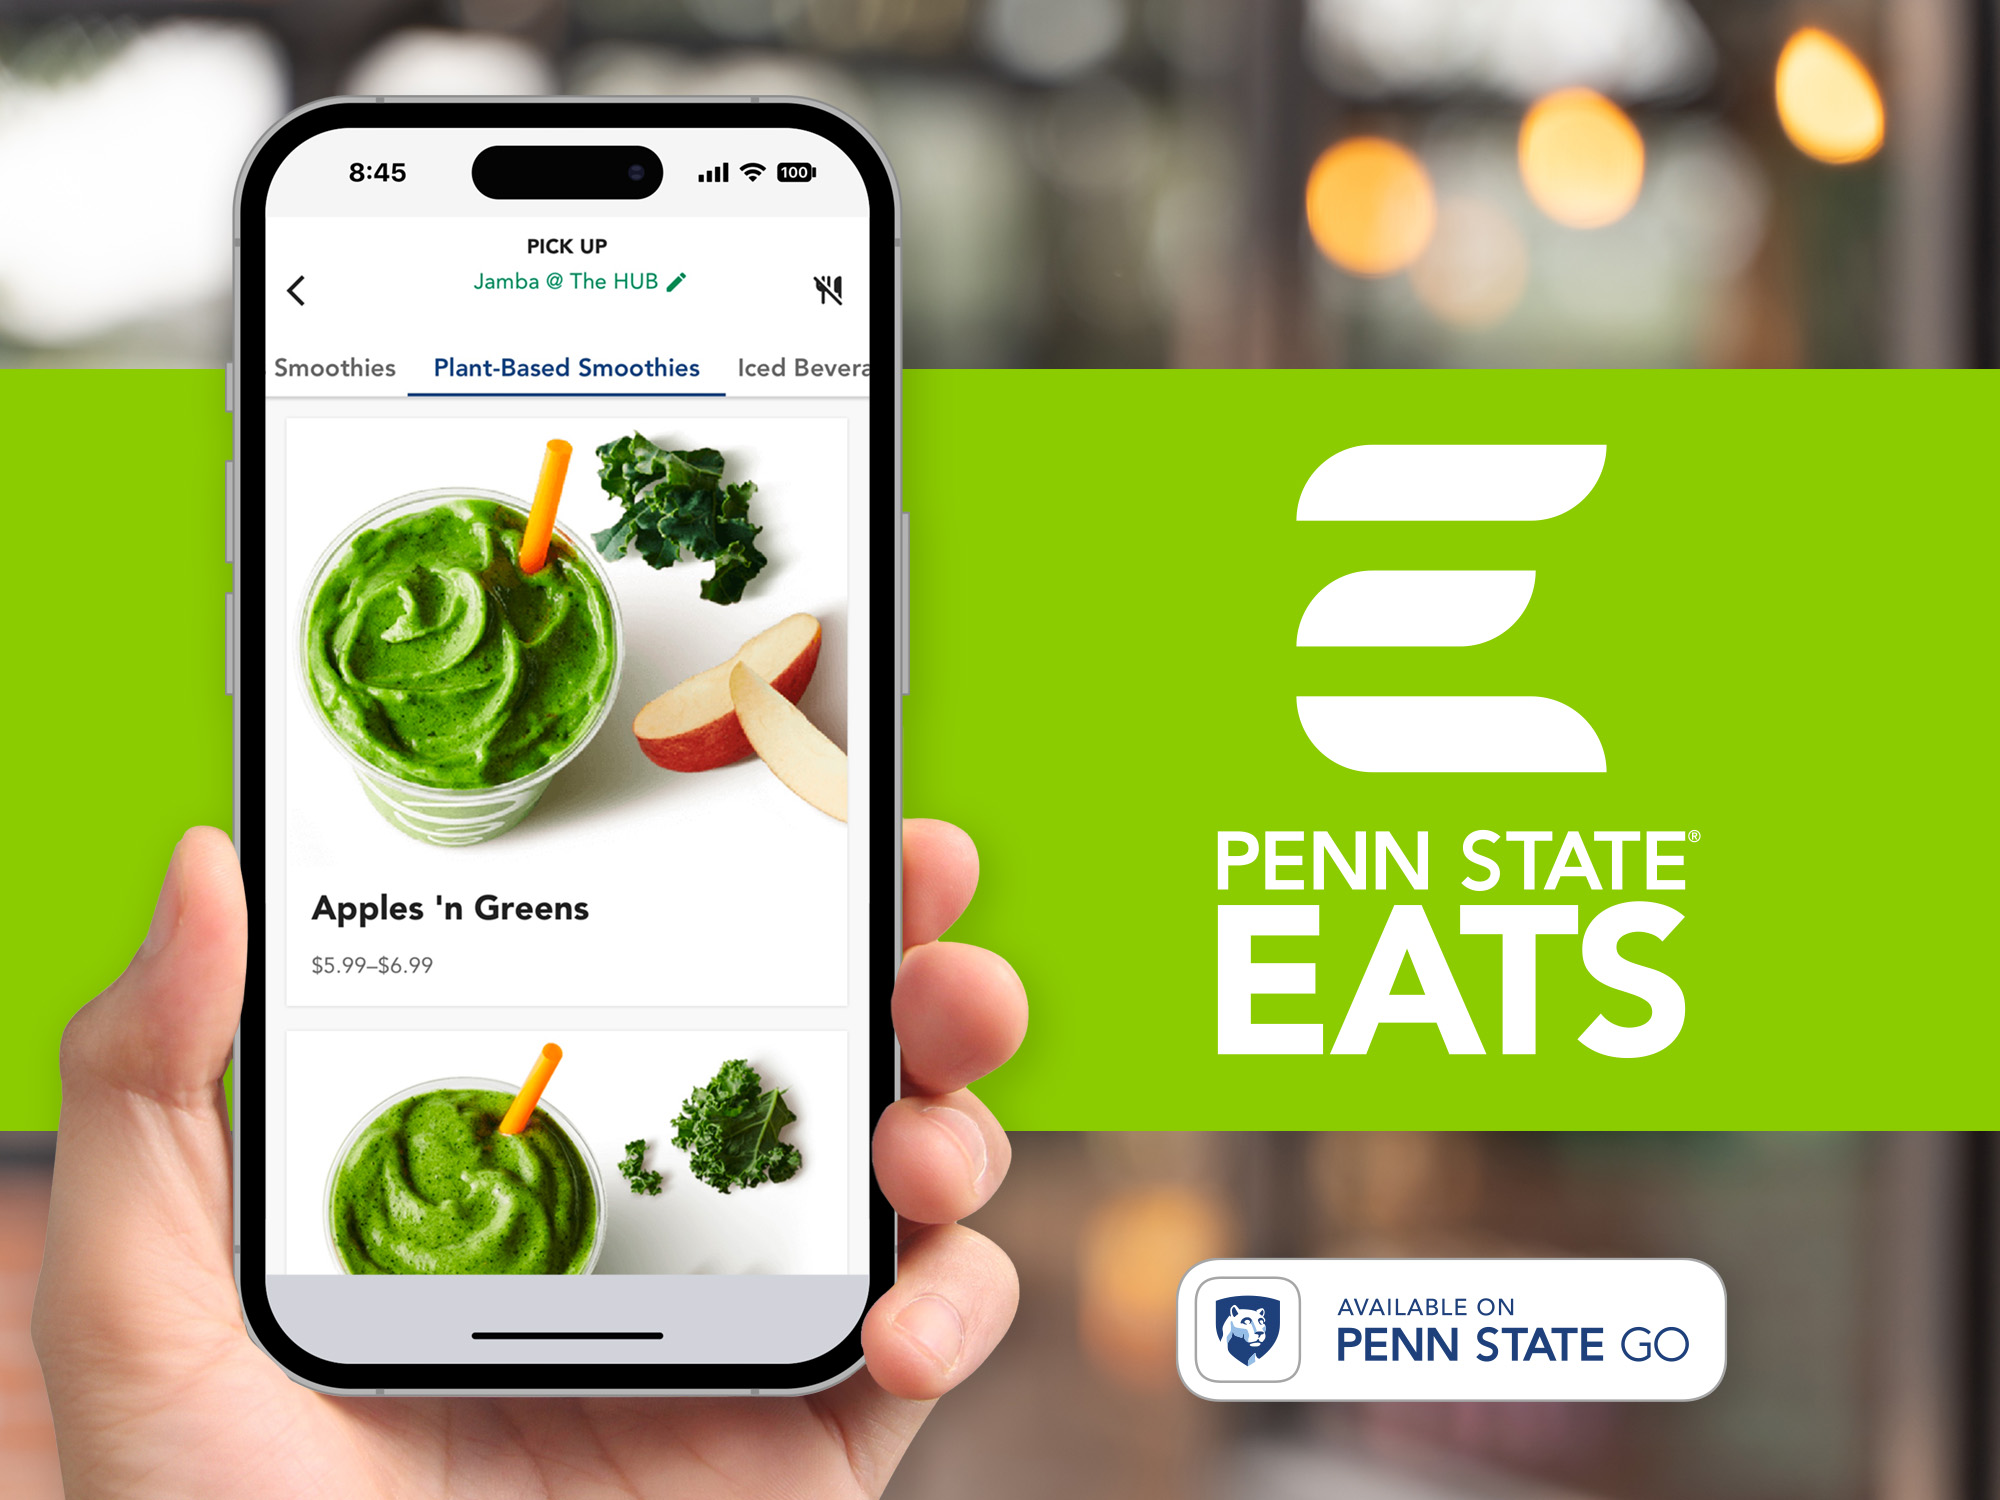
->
1295;444;1609;773
1214;1295;1282;1367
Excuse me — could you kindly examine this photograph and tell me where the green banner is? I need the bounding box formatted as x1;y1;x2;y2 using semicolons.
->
6;370;233;1129
904;370;1996;1128
5;369;1992;1130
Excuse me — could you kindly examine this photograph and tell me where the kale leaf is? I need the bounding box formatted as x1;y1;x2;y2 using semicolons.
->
617;1138;663;1196
590;433;767;604
670;1059;802;1193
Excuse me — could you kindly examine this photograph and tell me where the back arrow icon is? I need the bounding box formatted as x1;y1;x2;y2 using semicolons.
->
287;276;305;305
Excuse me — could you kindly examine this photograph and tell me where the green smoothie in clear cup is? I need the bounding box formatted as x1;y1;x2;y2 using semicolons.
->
300;490;622;845
327;1081;602;1275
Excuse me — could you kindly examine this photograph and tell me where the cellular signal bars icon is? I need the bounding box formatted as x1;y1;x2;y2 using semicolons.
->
739;161;767;180
696;162;728;182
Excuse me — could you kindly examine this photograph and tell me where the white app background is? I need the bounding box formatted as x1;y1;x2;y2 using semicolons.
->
286;1030;848;1274
268;409;870;1275
281;413;851;1009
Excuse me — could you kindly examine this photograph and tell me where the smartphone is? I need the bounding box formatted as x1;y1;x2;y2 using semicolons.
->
230;99;899;1394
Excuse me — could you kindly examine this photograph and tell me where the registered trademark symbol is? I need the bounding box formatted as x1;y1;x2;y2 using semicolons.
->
1687;829;1701;843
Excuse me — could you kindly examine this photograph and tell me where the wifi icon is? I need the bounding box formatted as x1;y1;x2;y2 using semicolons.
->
739;162;767;181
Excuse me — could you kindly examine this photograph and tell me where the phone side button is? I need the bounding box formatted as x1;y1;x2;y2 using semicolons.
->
224;360;233;415
900;510;910;696
224;593;235;697
225;460;235;565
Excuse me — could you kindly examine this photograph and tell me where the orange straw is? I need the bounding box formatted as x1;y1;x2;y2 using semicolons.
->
517;439;573;575
497;1043;563;1135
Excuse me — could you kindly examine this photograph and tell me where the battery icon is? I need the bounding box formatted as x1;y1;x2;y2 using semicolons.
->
776;161;816;183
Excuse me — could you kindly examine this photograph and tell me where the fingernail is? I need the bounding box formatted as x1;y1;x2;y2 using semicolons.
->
140;836;189;959
922;1105;989;1193
895;1294;964;1371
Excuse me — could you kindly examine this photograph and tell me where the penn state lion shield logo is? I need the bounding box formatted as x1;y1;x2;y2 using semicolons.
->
1214;1294;1282;1367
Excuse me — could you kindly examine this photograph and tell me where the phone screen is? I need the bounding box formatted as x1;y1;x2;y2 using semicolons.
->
234;103;897;1389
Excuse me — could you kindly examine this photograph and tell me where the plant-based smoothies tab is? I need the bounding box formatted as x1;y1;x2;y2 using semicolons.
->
305;498;616;788
330;1088;598;1275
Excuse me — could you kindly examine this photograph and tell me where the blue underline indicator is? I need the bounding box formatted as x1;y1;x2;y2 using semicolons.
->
406;391;728;398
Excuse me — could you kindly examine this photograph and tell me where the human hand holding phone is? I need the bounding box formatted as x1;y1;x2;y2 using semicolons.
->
34;818;1025;1499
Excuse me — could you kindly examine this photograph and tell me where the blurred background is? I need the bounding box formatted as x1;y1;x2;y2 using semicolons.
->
5;0;1999;1495
8;1130;2000;1500
0;0;1994;367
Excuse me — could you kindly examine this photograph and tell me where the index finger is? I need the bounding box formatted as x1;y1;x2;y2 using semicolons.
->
904;819;978;948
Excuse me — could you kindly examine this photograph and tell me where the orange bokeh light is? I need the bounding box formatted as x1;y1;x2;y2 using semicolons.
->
1078;1185;1229;1388
1305;137;1436;276
1518;88;1646;230
1411;197;1530;328
1775;28;1884;164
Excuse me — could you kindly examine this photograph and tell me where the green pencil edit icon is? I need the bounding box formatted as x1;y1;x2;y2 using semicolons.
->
665;272;686;292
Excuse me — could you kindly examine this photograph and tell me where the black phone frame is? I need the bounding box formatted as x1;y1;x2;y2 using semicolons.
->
233;98;899;1395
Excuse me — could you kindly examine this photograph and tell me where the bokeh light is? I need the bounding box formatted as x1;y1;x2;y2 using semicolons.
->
0;21;284;348
1306;0;1714;104
343;27;555;94
1078;1184;1228;1388
1305;136;1437;276
1518;87;1646;229
982;0;1124;82
1775;28;1885;165
1410;196;1530;327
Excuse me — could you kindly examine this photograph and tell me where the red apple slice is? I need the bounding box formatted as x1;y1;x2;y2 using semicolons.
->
633;613;822;770
729;661;847;822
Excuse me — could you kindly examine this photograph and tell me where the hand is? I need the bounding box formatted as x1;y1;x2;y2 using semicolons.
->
34;820;1026;1499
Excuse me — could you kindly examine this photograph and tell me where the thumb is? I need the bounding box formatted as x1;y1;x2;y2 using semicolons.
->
61;826;245;1109
36;827;249;1383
